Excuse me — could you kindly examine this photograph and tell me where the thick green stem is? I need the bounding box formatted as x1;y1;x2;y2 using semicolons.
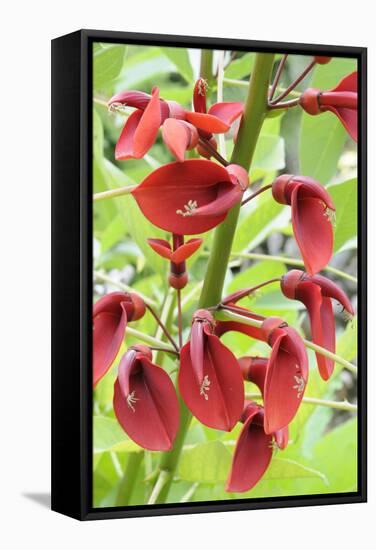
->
199;53;275;308
115;451;143;506
151;53;275;505
200;50;214;85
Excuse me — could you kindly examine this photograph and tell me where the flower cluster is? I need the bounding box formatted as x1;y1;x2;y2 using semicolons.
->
94;59;356;495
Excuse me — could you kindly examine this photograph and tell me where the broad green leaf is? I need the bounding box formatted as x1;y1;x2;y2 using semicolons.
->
312;418;358;492
299;58;357;183
97;158;167;278
262;457;327;484
159;47;193;83
179;441;231;483
94;44;127;91
119;48;174;88
328;179;358;252
226;260;286;296
232;194;288;253
93;416;141;454
252;134;285;172
225;53;255;79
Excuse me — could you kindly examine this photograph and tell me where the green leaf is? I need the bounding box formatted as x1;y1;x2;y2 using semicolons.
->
337;316;358;361
252;134;285;172
328;178;358;252
226;260;286;296
262;457;327;483
93;416;141;454
94;44;127;91
179;441;231;483
159;47;193;83
232;194;288;253
312;418;358;492
299;58;357;183
225;53;255;79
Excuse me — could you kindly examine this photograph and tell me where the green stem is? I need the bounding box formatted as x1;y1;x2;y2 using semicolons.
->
221;252;357;284
93;185;136;202
115;451;143;506
154;289;177;365
200;50;214;85
199;53;275;308
246;392;357;412
126;326;175;352
217;308;357;374
93;271;158;307
223;77;302;98
151;53;275;505
147;469;170;505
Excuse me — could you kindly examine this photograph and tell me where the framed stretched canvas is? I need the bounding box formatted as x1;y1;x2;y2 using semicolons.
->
51;29;367;520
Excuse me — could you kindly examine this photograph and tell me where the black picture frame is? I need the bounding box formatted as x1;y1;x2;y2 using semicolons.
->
51;29;367;521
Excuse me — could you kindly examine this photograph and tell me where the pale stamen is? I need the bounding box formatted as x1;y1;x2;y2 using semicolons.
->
126;390;139;412
200;375;211;401
176;199;198;217
293;374;305;398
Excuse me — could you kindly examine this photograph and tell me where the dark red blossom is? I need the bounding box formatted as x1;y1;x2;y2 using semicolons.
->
93;292;145;387
113;345;179;451
314;56;332;64
226;402;288;493
147;234;202;289
109;81;243;162
272;174;335;275
300;72;357;141
281;269;354;380
178;309;244;431
132;159;249;235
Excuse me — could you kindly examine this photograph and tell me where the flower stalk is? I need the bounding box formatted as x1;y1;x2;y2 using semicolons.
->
150;53;275;504
217;308;357;374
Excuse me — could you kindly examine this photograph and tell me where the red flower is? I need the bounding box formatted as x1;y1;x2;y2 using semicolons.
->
314;56;332;64
272;174;335;275
132;159;249;235
108;81;243;162
93;292;145;387
300;72;357;141
147;234;202;289
281;269;354;380
226;401;288;493
186;78;244;135
178;309;244;431
113;345;179;451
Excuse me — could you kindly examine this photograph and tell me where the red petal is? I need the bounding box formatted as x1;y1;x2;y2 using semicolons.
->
179;336;244;431
226;410;273;492
108;90;152;110
324;106;358;142
189;321;205;384
238;356;267;394
147;238;172;260
185;111;230;133
263;330;308;434
296;282;335;380
114;355;179;451
275;425;289;449
207;102;244;126
332;71;357;94
115;109;144;160
131;159;231;235
162;118;198;162
291;177;335;210
309;273;354;314
191;182;243;217
291;187;333;275
132;87;161;158
215;306;266;342
170;238;203;263
93;304;127;387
